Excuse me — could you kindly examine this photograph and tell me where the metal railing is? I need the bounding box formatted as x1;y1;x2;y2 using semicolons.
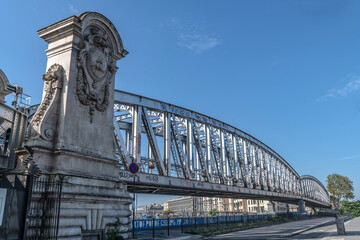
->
0;103;27;171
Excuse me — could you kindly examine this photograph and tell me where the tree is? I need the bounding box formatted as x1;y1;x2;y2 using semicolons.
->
341;200;360;217
160;209;174;218
326;174;354;209
209;209;218;216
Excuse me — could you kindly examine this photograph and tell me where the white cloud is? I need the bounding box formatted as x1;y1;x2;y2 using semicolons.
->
340;154;360;161
165;18;221;54
178;33;220;54
69;4;79;14
317;74;360;101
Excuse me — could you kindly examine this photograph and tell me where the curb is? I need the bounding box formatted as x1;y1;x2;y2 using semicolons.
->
201;217;322;237
131;234;204;240
164;235;204;240
283;217;351;238
283;219;335;238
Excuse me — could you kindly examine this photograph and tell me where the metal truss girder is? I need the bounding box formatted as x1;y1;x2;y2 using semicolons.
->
270;156;275;191
243;140;252;187
223;132;235;181
163;113;171;176
245;141;254;187
142;107;165;175
151;118;163;124
209;126;225;184
192;120;210;181
116;113;132;121
113;116;131;167
170;115;190;179
132;106;142;163
234;137;247;186
260;150;268;190
254;147;261;188
114;104;130;112
113;91;330;207
170;141;182;178
300;175;330;203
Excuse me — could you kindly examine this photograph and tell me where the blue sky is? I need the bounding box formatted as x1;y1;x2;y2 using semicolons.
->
1;0;359;206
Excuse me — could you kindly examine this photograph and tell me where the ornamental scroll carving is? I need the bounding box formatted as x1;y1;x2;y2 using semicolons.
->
30;64;64;141
77;26;117;122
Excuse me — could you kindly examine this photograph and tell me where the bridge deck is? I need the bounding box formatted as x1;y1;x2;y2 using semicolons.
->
120;171;330;208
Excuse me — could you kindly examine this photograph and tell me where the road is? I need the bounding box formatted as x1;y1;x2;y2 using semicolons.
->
289;217;360;240
204;217;337;240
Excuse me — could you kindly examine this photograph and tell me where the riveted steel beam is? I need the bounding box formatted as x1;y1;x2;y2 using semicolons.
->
113;91;331;207
142;107;165;175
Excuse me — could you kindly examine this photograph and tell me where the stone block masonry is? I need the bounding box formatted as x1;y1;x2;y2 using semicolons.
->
20;12;132;239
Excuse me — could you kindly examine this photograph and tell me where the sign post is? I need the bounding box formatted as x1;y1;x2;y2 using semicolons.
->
129;162;139;239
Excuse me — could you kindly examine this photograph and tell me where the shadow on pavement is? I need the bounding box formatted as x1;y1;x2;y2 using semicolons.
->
345;231;360;236
290;230;360;239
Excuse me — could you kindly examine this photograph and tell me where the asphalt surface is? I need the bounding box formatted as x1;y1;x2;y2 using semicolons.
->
289;217;360;240
204;217;335;240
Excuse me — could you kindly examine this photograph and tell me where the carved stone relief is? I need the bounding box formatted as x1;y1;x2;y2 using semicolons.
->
77;26;117;122
0;69;11;103
29;64;64;141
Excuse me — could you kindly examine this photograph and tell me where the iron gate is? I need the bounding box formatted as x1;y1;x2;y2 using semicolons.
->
25;175;63;240
0;174;62;240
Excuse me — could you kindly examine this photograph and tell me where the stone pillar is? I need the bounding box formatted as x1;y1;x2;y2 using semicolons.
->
22;12;131;239
298;200;306;213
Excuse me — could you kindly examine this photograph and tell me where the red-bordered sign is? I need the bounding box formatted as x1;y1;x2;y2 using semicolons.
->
129;162;139;174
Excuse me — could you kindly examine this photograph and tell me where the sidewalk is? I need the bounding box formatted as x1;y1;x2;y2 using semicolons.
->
163;235;203;240
205;217;335;239
284;217;338;238
132;232;203;240
289;217;360;239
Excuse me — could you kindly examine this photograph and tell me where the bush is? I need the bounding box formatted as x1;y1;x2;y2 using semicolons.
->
209;209;218;216
106;218;124;240
341;200;360;217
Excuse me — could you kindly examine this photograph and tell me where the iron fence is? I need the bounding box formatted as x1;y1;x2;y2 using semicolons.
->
25;175;63;240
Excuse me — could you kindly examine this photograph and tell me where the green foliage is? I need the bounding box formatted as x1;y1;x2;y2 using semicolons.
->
39;231;49;239
105;218;124;240
209;209;218;216
269;216;284;223
326;174;354;208
341;200;360;217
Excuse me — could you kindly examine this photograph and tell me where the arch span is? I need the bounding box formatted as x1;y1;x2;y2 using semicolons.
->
113;90;331;208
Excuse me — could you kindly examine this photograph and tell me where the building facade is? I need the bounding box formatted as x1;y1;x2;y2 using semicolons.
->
163;197;301;216
163;196;201;217
247;199;269;213
136;203;163;219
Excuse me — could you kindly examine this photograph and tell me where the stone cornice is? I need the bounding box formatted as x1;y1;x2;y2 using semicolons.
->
37;15;82;43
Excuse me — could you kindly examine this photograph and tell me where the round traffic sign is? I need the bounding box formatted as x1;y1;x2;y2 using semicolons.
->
129;162;139;174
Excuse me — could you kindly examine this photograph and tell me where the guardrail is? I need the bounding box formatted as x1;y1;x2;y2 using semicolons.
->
0;103;27;170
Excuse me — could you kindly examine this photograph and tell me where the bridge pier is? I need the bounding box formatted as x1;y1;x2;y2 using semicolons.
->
298;199;306;213
21;12;132;239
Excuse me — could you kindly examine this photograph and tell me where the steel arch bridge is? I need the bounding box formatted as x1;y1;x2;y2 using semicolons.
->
113;90;331;208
